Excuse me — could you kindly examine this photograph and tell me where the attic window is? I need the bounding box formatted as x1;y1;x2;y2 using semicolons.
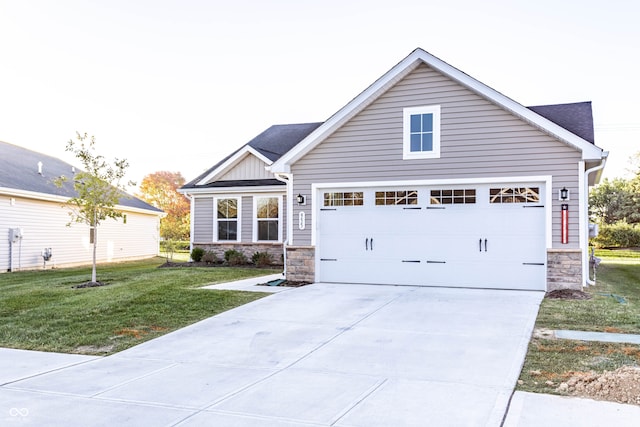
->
403;105;441;159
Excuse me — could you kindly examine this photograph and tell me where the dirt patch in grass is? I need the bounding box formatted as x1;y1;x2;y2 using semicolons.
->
557;366;640;405
545;289;592;300
71;281;110;289
74;344;116;355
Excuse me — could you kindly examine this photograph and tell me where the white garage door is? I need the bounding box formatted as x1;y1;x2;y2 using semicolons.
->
317;184;546;290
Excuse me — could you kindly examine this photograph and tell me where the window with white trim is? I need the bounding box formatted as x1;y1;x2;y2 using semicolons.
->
215;198;239;241
254;196;281;241
403;105;441;159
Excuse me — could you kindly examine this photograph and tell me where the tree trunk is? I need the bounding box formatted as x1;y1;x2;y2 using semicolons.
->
92;214;97;283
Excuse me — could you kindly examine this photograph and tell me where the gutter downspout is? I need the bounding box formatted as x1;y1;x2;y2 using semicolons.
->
274;172;292;277
584;151;608;286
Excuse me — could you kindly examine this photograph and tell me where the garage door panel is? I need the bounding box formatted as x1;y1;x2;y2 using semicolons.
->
317;184;547;290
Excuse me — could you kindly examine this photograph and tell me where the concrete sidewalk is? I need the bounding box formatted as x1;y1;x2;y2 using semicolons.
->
504;391;640;426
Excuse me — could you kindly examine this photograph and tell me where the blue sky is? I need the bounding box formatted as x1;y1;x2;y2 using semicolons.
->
1;0;638;185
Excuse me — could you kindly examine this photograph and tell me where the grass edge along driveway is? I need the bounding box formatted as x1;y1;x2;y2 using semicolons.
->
517;249;640;396
0;257;279;355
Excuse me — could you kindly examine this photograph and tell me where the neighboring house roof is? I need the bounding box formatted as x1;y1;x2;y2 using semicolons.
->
182;122;323;189
0;141;162;213
270;48;604;173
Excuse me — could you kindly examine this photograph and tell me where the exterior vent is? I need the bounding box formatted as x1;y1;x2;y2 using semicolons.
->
38;161;43;175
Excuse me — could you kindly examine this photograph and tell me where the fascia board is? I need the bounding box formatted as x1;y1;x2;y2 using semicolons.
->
196;146;273;186
0;187;164;217
270;48;604;172
179;185;285;196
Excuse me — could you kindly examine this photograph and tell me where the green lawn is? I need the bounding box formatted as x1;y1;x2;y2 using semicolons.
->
517;249;640;395
0;257;279;355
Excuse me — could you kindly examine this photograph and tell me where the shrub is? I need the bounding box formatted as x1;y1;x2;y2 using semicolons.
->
190;247;205;262
252;251;273;267
591;221;640;248
201;251;219;264
224;249;248;266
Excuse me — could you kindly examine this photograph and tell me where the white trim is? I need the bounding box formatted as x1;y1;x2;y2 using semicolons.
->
213;196;241;242
252;194;283;243
311;175;552;249
270;48;604;173
578;161;586;253
196;146;273;186
403;105;441;159
179;185;285;196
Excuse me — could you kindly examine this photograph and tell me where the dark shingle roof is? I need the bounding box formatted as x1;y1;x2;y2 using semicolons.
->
527;101;595;144
0;141;162;213
183;122;323;188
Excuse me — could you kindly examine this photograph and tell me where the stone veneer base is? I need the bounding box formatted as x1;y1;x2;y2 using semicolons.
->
285;246;315;283
547;249;583;291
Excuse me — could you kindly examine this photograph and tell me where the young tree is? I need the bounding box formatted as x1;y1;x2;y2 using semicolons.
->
137;171;190;243
55;132;134;284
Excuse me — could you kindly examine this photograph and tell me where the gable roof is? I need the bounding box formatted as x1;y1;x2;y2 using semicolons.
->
0;141;162;213
270;48;604;173
182;122;322;188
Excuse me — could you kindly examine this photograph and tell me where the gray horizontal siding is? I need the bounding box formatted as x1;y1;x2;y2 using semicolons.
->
241;196;252;243
193;197;213;242
292;63;583;248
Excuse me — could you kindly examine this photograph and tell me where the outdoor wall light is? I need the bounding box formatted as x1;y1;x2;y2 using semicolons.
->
296;194;306;205
559;187;569;201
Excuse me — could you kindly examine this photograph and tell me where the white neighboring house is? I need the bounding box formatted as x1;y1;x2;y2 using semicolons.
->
0;141;164;272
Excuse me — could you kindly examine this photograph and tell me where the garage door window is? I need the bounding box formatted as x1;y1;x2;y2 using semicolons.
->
324;192;364;206
375;190;418;205
430;189;476;205
490;187;540;204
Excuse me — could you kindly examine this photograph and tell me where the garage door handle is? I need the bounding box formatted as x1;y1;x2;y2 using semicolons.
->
365;238;369;251
370;238;374;251
485;239;488;252
479;239;482;252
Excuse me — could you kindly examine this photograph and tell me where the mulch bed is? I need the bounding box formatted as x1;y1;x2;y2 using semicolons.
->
257;280;311;288
158;261;283;269
545;289;592;300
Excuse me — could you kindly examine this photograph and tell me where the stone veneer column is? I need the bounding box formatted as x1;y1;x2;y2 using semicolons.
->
286;246;315;282
547;249;583;291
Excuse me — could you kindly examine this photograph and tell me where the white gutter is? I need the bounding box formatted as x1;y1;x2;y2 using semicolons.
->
583;151;608;286
274;172;292;278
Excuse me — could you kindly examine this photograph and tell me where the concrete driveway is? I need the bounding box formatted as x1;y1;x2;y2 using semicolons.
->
1;283;543;426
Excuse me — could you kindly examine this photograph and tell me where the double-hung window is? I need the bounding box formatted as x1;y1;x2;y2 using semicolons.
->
403;105;441;159
216;198;239;241
254;196;281;242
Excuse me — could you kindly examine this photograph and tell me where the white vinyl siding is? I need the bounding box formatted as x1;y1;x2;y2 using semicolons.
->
0;195;159;271
292;63;582;249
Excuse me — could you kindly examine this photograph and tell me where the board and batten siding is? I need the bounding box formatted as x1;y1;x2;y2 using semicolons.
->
291;63;583;248
1;195;159;271
217;154;273;181
192;194;287;244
